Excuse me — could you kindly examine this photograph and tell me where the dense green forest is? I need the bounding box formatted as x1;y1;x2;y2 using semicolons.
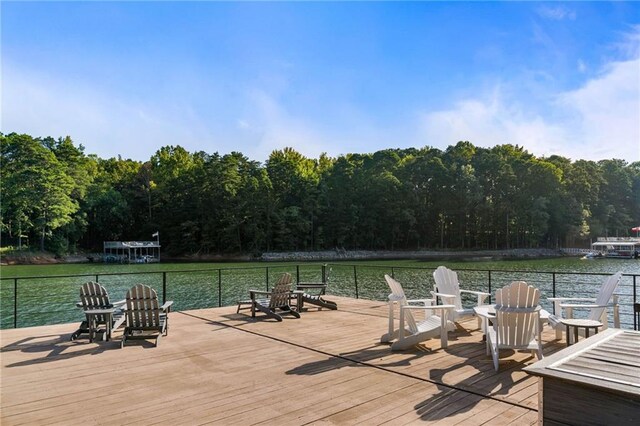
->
1;132;639;256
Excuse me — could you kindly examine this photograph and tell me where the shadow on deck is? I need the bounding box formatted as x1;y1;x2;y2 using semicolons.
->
1;296;567;424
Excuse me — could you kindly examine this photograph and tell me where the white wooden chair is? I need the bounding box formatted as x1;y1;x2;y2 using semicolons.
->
121;284;173;348
487;281;542;371
432;266;490;327
548;271;622;340
71;281;126;341
381;275;455;350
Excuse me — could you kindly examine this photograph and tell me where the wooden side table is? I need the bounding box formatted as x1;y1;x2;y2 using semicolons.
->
560;318;603;346
525;329;640;425
84;308;115;343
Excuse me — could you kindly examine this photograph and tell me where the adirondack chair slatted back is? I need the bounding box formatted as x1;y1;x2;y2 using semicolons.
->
269;273;293;309
80;282;112;323
588;272;622;321
126;284;161;328
384;275;419;334
433;266;463;311
495;281;540;347
386;274;407;300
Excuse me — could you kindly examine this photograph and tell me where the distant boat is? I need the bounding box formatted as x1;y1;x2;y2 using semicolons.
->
581;251;603;260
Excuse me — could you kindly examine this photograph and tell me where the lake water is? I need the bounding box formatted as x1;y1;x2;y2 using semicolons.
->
1;257;639;329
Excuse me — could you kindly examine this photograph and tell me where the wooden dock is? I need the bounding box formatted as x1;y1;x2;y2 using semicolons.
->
1;296;568;425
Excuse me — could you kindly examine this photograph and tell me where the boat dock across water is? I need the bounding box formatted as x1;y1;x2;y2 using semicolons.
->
590;237;640;259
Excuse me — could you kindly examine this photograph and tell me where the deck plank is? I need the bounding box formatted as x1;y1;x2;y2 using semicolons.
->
0;296;567;425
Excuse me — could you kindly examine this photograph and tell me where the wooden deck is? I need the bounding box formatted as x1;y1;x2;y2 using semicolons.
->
0;296;568;425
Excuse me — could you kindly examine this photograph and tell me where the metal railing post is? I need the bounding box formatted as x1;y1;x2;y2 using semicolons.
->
322;264;326;283
354;265;359;299
162;272;167;304
391;267;395;279
296;265;300;284
14;278;18;328
218;269;222;307
95;274;99;283
552;272;557;314
266;267;269;291
488;270;492;304
633;275;637;331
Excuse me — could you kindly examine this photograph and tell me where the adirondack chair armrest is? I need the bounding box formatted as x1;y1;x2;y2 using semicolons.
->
422;304;456;312
431;291;457;299
460;289;490;305
547;297;595;302
557;302;609;310
389;295;433;304
406;298;435;306
249;290;272;300
496;305;541;314
161;301;174;312
113;299;126;308
459;290;490;297
399;304;455;312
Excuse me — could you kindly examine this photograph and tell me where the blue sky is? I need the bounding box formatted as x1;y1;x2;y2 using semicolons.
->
2;1;639;162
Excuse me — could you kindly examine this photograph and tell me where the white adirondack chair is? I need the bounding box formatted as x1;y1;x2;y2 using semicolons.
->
381;275;455;350
548;271;622;340
487;281;542;371
380;274;434;343
432;266;490;327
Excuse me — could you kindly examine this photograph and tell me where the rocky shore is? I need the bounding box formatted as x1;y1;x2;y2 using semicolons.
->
2;247;569;265
0;252;90;266
258;248;564;262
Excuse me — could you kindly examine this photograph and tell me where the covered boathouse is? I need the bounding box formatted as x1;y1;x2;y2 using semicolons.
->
103;240;161;263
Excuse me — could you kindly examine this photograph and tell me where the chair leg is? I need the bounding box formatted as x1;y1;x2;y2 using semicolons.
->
287;307;301;319
555;327;563;340
387;302;395;341
255;303;283;321
440;311;449;349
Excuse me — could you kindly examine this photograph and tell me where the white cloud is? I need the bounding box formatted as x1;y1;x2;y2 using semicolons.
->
237;89;330;161
615;24;640;58
537;6;576;21
419;56;640;162
557;58;640;161
419;89;569;157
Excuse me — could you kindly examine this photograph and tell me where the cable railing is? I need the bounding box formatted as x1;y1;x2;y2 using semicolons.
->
1;263;638;330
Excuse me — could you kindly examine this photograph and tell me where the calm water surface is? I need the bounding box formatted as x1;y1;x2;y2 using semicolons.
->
1;257;638;329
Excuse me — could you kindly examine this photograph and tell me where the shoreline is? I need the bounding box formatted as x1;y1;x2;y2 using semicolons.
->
1;248;572;266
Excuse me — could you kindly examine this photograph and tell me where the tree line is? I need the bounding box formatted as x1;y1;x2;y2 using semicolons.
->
1;132;639;256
